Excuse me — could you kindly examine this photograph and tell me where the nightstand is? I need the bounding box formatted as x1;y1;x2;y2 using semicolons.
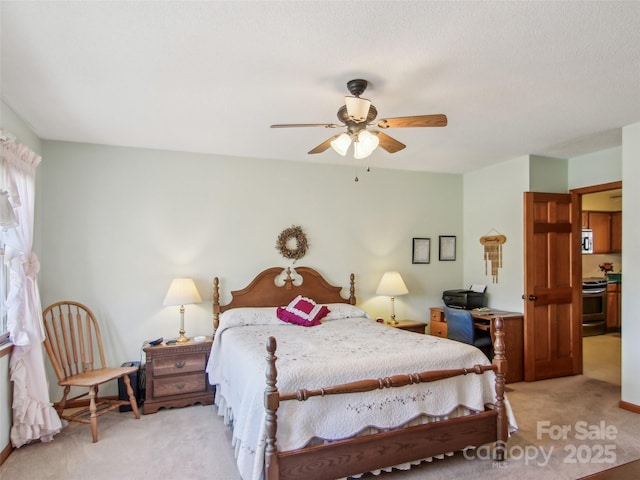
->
429;308;448;338
389;320;426;334
142;337;215;414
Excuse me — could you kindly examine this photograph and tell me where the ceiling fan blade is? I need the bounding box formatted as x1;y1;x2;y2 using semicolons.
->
271;123;340;128
308;135;340;154
375;114;448;129
372;131;406;153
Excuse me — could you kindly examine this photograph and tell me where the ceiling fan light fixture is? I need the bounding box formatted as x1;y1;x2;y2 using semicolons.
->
330;133;351;156
344;96;371;123
354;130;379;159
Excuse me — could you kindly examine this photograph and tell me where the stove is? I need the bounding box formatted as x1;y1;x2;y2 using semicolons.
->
582;277;607;336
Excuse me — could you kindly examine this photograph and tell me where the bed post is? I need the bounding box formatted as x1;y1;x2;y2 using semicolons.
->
283;267;294;290
349;273;356;305
213;277;220;336
265;337;280;480
492;316;508;461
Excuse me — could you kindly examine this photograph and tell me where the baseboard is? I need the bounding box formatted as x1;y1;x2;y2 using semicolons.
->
619;400;640;414
0;441;13;466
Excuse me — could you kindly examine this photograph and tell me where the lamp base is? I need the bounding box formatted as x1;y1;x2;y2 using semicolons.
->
177;306;189;343
387;296;399;326
177;332;189;343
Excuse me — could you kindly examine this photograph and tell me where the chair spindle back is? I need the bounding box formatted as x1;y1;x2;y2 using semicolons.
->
43;301;107;382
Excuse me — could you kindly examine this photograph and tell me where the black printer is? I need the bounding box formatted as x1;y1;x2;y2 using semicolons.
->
442;289;486;310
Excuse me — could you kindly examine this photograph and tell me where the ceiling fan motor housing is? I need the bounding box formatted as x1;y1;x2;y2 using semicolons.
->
338;105;378;134
346;79;368;97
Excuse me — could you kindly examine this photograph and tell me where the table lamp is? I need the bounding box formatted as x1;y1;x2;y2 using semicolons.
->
376;271;409;326
163;278;202;343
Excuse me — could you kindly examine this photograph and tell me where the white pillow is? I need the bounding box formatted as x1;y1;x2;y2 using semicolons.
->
322;303;370;320
218;307;279;329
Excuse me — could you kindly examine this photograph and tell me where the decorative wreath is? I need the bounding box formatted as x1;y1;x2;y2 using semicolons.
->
276;225;308;260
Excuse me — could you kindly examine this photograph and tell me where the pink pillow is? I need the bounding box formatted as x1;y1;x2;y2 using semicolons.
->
277;295;330;327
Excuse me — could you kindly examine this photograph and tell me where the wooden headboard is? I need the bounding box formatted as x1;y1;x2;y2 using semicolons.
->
212;267;356;333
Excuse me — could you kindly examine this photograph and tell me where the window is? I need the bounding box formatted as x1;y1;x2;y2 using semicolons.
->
0;241;8;345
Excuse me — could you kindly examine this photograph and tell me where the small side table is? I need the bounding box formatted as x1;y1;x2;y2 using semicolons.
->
143;337;215;414
429;308;448;338
389;320;426;334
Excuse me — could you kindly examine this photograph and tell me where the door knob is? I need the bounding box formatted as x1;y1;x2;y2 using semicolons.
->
521;294;537;301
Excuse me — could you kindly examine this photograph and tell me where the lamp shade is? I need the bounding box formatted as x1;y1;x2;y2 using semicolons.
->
376;271;409;296
354;130;380;159
344;96;371;123
163;278;202;306
330;133;351;156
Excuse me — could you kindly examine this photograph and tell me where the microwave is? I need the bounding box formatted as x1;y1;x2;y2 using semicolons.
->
582;229;593;254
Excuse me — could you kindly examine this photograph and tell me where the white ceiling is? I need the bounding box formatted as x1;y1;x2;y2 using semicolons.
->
2;1;639;174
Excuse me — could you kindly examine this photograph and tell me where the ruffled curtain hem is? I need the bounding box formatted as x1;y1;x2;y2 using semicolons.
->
9;356;62;448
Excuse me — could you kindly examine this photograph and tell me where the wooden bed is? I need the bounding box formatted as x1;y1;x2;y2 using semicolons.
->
211;266;509;480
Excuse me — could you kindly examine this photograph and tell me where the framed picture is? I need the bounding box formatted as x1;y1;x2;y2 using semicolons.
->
439;235;456;261
412;238;431;264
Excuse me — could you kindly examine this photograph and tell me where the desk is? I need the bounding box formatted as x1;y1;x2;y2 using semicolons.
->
429;307;524;384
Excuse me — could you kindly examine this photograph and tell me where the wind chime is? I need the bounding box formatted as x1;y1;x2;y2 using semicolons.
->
480;230;507;283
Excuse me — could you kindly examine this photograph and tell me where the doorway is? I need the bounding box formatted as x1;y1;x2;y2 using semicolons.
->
572;181;622;385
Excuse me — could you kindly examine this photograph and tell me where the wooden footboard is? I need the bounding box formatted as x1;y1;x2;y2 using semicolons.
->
264;318;508;480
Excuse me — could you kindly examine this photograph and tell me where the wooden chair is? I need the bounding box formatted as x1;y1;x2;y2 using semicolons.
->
444;306;494;360
42;301;140;442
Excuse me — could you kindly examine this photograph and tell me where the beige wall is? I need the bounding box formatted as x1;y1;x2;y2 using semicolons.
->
462;155;529;311
620;122;640;406
37;140;464;398
568;147;623;190
529;155;569;193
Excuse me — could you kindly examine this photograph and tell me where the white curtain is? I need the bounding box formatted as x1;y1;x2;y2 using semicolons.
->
0;130;61;447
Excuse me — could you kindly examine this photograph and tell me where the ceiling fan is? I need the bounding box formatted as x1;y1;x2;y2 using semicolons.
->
271;79;447;159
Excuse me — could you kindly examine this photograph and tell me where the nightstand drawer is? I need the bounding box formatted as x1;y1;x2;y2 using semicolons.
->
430;309;444;323
153;372;208;398
153;352;207;376
429;308;448;338
430;320;448;338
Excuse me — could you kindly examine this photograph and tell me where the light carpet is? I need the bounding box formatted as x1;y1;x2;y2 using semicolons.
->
1;335;637;480
2;375;637;480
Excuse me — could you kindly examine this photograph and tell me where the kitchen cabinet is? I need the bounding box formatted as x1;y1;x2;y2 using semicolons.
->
583;211;622;254
606;282;621;330
588;212;611;253
611;211;622;253
581;211;590;229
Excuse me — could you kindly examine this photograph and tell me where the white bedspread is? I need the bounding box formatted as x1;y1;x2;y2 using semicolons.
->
206;306;516;480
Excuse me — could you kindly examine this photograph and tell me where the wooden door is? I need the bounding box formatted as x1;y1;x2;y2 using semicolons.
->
523;192;582;381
